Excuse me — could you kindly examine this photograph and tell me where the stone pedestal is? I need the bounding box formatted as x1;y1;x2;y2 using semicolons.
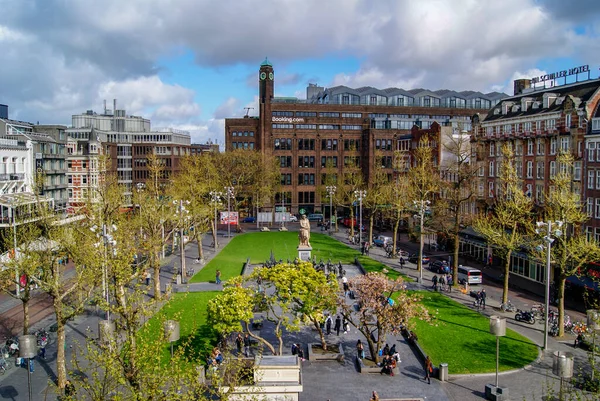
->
297;246;312;261
485;384;509;401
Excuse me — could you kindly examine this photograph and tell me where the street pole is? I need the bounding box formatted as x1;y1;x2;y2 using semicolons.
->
11;208;19;297
326;186;336;235
179;200;186;283
354;190;366;247
225;186;235;238
544;221;552;352
102;224;110;322
419;201;425;284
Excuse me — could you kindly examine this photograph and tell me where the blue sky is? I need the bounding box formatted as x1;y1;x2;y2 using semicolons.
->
1;0;600;145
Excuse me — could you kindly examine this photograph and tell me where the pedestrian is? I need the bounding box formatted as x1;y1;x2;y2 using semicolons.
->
370;390;380;401
356;339;365;359
432;275;438;291
334;315;341;336
447;273;453;292
235;333;243;354
365;242;370;255
475;291;481;308
326;315;332;335
243;333;251;357
361;242;366;255
291;343;298;355
39;339;47;360
399;256;405;269
481;288;487;309
65;380;76;397
342;276;349;296
145;270;151;286
216;269;221;284
297;344;305;361
343;318;350;334
382;343;390;356
439;274;446;292
423;355;433;384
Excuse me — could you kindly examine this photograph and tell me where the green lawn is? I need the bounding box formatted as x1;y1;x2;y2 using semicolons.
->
412;291;539;374
140;291;220;365
190;231;408;282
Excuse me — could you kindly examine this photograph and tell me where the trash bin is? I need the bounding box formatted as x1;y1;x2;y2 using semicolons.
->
439;363;448;382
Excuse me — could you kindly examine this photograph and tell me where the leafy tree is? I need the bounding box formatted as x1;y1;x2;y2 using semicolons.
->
437;127;479;283
407;136;440;279
363;159;391;244
387;150;412;254
474;144;534;303
339;272;428;363
538;152;600;336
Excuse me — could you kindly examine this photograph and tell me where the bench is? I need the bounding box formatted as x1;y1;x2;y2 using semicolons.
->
355;356;399;375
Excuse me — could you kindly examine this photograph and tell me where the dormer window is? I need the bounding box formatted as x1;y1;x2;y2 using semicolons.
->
532;101;541;109
512;105;520;113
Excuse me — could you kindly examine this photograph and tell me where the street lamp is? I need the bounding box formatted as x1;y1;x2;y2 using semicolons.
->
92;224;117;322
326;186;336;235
209;191;222;249
225;186;235;239
536;220;563;351
413;200;431;284
18;334;36;401
174;200;191;283
354;190;366;246
485;316;508;400
8;206;19;297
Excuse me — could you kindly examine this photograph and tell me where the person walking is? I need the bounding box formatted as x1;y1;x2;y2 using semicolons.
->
447;273;453;292
326;315;332;335
235;333;243;355
370;390;380;401
145;270;151;286
399;256;405;269
481;288;487;309
216;269;222;284
423;355;433;384
432;275;438;291
334;315;341;336
356;339;365;359
243;333;251;357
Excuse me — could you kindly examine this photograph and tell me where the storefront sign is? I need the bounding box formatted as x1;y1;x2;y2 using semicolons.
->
531;65;590;84
272;117;305;123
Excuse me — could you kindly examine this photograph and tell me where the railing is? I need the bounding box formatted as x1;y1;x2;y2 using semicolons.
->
0;173;24;181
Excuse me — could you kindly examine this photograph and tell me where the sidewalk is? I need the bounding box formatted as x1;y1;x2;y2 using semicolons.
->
330;228;592;400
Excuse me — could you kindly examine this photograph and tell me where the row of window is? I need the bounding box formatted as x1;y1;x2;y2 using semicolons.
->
324;93;493;109
274;139;362;151
484;160;582;181
489;137;571;157
232;142;255;150
484;118;567;135
232;131;255;137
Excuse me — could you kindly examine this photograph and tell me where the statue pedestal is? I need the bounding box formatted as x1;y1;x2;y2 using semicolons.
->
297;245;312;261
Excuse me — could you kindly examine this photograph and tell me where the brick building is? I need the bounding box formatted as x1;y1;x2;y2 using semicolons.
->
225;59;505;215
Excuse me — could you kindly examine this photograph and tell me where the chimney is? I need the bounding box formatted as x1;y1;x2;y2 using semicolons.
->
513;79;531;96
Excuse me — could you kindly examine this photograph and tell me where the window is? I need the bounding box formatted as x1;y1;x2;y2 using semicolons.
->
341;112;362;118
565;114;572;128
587;198;593;217
596;170;600;190
589;170;595;189
319;112;340;118
296;111;317;117
536;139;545;155
595;199;600;219
560;137;569;151
489;143;495;157
536;161;544;179
589;142;596;161
273;111;294;117
526;184;533;198
574;161;582;181
488;161;494;177
515;141;523;156
526;161;533;178
488;181;494;198
515;161;523;178
68;175;72;184
536;184;544;200
527;139;534;155
478;165;484;177
549;161;556;178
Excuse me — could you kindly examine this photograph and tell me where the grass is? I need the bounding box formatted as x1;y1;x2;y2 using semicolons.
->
139;291;220;366
190;231;409;282
411;291;539;374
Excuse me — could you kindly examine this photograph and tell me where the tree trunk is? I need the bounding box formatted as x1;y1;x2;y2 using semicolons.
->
452;227;460;286
55;314;67;389
392;215;400;257
369;215;374;244
275;321;283;356
152;252;162;300
558;275;566;337
313;318;327;350
349;208;355;238
244;322;275;355
334;208;338;233
213;217;218;249
22;297;29;335
363;328;380;364
502;250;512;304
197;233;204;260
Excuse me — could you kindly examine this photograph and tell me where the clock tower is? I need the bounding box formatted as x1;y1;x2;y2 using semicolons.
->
259;58;274;153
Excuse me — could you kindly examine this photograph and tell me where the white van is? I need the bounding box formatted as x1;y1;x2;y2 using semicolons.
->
457;265;482;285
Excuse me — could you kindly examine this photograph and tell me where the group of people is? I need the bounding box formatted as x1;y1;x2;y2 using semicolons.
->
208;347;224;368
235;333;252;357
431;274;453;292
474;288;487;309
378;343;400;376
361;241;371;256
291;343;305;360
325;314;351;335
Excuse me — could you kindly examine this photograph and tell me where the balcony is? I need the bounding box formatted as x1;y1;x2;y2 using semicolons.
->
0;173;24;181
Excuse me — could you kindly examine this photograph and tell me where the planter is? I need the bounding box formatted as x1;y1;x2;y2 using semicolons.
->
307;343;344;362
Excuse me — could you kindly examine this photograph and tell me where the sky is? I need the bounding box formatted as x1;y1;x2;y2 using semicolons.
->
1;0;600;146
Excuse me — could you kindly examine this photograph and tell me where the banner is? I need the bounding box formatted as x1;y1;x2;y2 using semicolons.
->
220;211;239;225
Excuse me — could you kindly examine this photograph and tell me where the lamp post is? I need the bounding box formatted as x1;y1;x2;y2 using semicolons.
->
210;191;222;249
326;186;336;235
413;200;431;284
164;320;180;359
18;334;36;401
536;220;563;351
174;200;190;283
354;190;366;246
485;316;507;400
225;186;235;238
9;207;19;297
92;224;116;322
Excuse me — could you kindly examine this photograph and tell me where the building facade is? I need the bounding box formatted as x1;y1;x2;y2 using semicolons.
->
471;73;600;289
225;59;506;215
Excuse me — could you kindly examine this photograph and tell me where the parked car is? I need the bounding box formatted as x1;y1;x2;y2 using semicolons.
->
308;213;325;222
396;248;410;257
408;253;430;265
242;216;256;223
288;215;298;222
373;235;393;247
429;259;450;274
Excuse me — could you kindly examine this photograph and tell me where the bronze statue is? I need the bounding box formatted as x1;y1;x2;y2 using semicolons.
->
298;215;311;247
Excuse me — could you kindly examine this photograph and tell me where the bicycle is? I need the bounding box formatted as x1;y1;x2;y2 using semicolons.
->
500;300;516;312
0;354;12;375
530;303;545;319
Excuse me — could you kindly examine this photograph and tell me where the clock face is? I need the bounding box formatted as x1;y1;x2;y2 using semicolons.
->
260;72;266;80
268;72;274;80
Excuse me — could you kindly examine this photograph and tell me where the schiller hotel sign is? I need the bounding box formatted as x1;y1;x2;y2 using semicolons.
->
272;117;305;123
531;65;590;84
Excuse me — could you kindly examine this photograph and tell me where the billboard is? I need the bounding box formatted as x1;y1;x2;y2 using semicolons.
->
220;211;239;225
